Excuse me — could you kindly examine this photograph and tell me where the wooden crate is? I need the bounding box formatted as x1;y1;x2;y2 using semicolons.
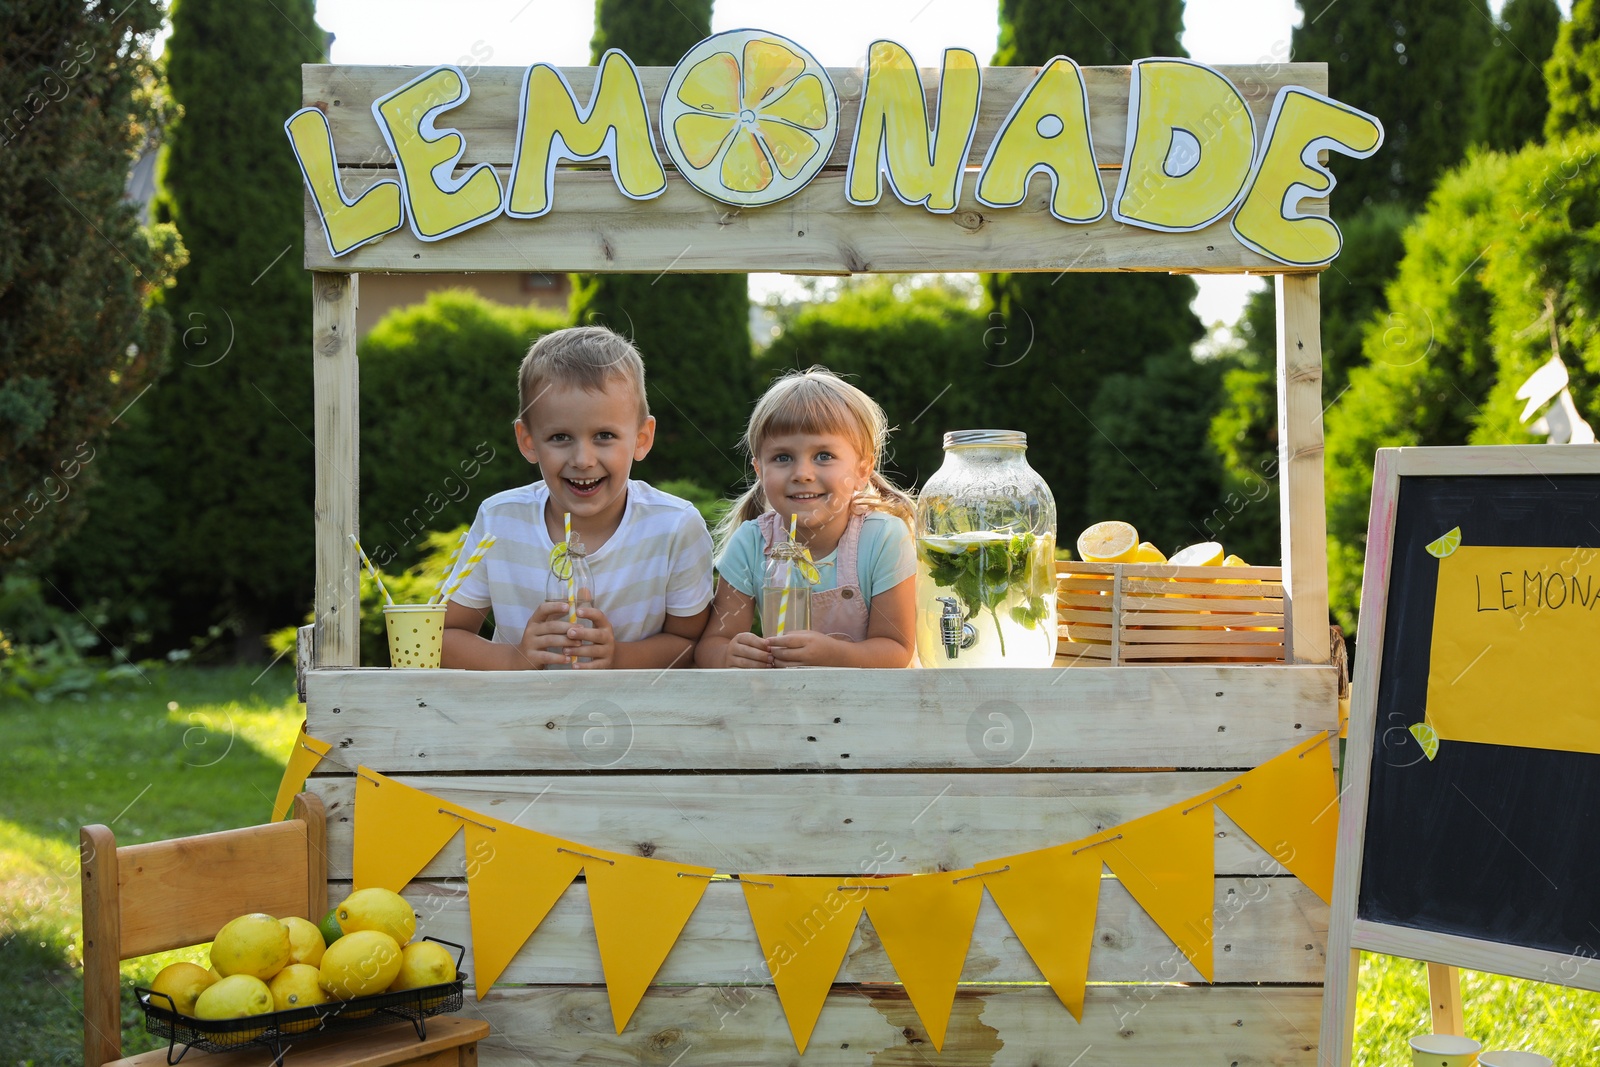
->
306;665;1336;1067
1055;561;1286;666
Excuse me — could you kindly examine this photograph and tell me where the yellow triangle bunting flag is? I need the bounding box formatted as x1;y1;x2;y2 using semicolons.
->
855;871;983;1051
1095;799;1217;982
352;767;462;893
1215;732;1340;903
462;819;585;998
739;875;868;1053
272;724;332;821
585;849;715;1032
981;844;1104;1020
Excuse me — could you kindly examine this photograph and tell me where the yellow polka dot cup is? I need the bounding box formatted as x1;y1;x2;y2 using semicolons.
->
1410;1035;1481;1067
383;604;446;668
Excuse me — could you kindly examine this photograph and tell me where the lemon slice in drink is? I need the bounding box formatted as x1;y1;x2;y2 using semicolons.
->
548;541;572;581
1077;521;1139;563
1169;541;1224;567
1425;527;1461;558
1408;722;1440;761
662;30;839;207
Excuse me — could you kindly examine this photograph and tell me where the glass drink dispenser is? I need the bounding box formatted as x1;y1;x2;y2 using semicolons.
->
915;430;1057;668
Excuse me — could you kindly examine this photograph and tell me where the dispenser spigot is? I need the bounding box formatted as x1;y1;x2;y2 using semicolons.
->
936;597;978;660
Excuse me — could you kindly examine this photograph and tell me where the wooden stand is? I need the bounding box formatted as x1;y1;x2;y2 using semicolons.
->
297;57;1341;1065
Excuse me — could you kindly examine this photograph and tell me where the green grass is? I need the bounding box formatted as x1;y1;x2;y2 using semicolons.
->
1;665;302;1066
2;666;1597;1066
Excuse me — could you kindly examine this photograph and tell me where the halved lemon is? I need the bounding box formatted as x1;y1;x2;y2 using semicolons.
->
1408;722;1440;761
661;30;839;206
1425;527;1461;558
1133;541;1167;563
1169;541;1225;567
1077;521;1139;563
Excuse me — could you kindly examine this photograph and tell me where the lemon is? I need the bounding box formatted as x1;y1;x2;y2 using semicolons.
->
282;916;325;967
1077;521;1139;563
318;909;344;947
336;887;416;946
319;930;403;1000
1133;542;1166;563
269;963;330;1033
1222;554;1249;568
1425;526;1462;558
662;30;838;206
1409;722;1440;761
210;913;291;980
207;966;223;983
387;941;456;1008
194;974;273;1043
149;962;215;1017
1169;541;1225;567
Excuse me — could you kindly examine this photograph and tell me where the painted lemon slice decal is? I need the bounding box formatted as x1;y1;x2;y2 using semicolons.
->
1425;526;1462;558
662;30;839;207
1408;722;1440;761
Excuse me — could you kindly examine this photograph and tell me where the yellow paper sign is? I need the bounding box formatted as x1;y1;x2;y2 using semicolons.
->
1426;545;1600;755
1214;733;1339;903
853;871;983;1051
462;820;584;997
1096;801;1217;982
271;724;332;822
981;844;1103;1020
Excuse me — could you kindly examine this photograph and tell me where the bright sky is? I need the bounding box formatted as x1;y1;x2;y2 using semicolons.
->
175;1;1544;328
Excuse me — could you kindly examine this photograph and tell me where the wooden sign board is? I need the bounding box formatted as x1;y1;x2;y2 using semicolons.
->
298;59;1340;275
1322;445;1600;1061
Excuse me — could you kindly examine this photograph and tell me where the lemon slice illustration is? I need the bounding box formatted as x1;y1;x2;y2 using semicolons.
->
549;541;573;581
1408;722;1440;761
1425;526;1462;558
662;30;839;207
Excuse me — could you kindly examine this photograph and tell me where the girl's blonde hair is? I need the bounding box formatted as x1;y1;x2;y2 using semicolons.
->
715;367;915;551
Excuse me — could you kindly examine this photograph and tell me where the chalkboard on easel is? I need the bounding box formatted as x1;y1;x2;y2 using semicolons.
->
1322;446;1600;1059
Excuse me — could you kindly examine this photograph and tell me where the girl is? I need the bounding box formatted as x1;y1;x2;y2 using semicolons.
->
697;368;917;669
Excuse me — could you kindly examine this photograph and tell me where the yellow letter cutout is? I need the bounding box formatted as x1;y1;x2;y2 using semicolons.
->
506;49;666;219
1113;59;1255;232
846;41;981;214
372;66;503;241
1232;86;1384;267
975;57;1104;223
284;107;402;257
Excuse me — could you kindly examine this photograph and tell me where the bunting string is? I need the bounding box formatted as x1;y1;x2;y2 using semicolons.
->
339;731;1339;1048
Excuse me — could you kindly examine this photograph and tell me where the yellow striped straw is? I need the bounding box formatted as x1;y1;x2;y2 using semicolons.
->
428;530;468;605
563;513;576;626
776;513;797;637
349;534;394;607
439;535;498;603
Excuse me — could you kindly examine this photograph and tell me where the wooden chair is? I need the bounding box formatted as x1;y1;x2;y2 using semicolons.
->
80;792;488;1067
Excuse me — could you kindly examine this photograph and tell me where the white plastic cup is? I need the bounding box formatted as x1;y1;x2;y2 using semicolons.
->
1410;1035;1482;1067
1477;1052;1553;1067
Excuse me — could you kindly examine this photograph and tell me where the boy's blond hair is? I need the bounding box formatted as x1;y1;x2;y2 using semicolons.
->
517;325;649;427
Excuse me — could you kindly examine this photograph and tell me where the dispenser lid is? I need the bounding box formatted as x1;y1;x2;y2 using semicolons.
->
942;429;1027;448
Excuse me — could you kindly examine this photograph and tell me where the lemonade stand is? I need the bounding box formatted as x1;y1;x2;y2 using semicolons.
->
277;31;1376;1065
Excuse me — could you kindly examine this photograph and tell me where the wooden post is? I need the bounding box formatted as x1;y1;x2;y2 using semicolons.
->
313;272;360;667
1276;273;1330;665
80;825;120;1067
295;791;329;920
1426;963;1466;1036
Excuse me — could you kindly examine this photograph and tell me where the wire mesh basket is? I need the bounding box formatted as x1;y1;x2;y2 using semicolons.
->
137;937;466;1066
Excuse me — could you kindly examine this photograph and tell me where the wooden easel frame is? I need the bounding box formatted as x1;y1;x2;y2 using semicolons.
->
1319;444;1600;1063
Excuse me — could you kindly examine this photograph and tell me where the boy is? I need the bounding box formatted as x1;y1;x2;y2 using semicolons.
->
441;326;713;669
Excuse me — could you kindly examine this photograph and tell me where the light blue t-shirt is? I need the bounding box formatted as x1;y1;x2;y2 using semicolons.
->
716;511;917;602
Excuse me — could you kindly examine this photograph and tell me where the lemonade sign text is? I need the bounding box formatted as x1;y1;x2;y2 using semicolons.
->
286;30;1383;268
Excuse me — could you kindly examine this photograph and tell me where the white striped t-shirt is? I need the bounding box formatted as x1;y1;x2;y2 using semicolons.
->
450;481;714;645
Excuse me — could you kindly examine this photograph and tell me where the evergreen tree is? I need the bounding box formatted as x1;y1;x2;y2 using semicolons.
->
1087;351;1227;557
1;3;182;565
1546;0;1600;136
1293;0;1493;208
573;0;752;494
986;0;1203;543
59;0;323;653
1324;131;1600;635
1471;0;1561;151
